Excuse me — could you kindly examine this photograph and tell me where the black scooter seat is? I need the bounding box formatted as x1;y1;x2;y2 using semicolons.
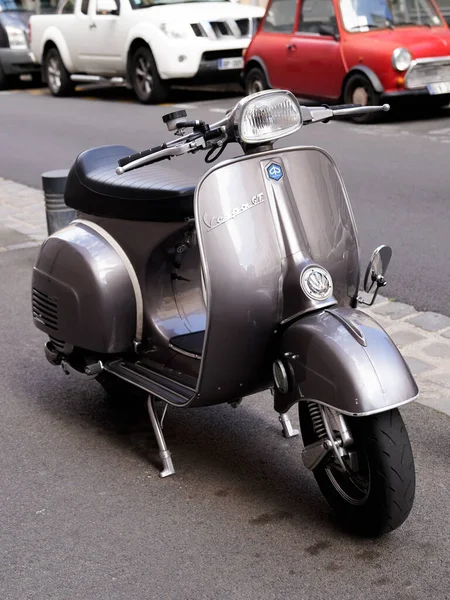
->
65;145;196;222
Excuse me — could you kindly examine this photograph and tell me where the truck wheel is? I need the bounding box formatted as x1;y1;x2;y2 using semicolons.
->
44;48;74;97
0;64;10;90
343;73;381;124
244;67;269;96
129;46;169;105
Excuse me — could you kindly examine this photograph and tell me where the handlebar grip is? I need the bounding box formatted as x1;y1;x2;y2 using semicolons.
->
117;144;167;168
331;103;362;111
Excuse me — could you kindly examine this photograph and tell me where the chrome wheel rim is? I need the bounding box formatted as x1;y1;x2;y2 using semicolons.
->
352;86;369;106
135;56;153;98
47;56;61;93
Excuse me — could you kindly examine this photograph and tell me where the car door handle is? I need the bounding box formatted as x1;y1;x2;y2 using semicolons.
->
89;22;97;29
287;43;297;51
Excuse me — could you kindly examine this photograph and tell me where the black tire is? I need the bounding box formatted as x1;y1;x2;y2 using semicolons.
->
44;47;74;97
343;73;381;124
244;67;269;96
299;403;415;537
0;64;11;90
129;45;169;105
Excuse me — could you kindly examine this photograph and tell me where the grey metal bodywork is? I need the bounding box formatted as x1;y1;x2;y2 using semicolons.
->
32;145;418;416
193;147;361;405
277;307;418;416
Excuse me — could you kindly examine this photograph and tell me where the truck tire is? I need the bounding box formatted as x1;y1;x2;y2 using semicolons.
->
0;64;10;90
129;45;169;105
44;47;74;97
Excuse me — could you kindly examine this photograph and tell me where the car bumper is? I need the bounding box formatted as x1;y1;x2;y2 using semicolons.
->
381;88;450;99
155;38;248;80
0;48;40;76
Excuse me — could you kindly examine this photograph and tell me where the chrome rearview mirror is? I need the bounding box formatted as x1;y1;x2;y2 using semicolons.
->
364;245;392;293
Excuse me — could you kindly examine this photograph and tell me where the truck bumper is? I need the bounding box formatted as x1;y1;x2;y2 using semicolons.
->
0;48;40;77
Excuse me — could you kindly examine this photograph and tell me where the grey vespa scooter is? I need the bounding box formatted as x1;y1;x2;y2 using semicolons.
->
32;90;418;537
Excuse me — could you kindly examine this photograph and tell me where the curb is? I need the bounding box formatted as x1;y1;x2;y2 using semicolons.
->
1;177;449;418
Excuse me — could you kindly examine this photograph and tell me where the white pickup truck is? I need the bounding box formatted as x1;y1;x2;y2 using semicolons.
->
28;0;264;103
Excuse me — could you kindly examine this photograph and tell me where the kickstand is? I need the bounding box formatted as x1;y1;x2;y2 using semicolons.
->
278;411;299;439
147;395;175;478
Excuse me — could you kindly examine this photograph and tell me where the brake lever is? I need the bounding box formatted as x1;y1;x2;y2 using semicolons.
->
116;138;206;175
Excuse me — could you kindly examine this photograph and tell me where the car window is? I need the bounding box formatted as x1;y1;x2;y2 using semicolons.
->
81;0;89;13
57;0;75;13
262;0;297;33
298;0;338;33
339;0;442;31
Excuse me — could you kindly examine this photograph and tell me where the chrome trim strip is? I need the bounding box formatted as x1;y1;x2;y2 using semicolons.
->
299;394;418;417
405;56;450;89
168;342;202;360
72;219;144;344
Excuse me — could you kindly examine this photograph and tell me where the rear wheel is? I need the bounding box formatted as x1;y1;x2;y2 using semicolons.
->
0;64;11;90
129;45;169;105
244;67;269;96
343;73;381;123
44;47;74;97
299;402;415;537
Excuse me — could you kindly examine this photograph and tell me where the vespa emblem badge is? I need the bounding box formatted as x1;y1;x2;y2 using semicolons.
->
300;266;333;301
267;163;283;181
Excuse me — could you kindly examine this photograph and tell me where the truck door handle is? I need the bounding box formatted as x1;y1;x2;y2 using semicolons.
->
89;22;97;29
287;43;297;51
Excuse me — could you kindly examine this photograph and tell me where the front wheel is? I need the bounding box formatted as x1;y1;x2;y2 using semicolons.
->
299;403;415;537
129;46;169;105
244;67;269;96
343;73;381;124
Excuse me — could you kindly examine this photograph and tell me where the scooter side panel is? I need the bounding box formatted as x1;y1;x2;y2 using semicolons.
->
32;223;136;354
279;308;418;416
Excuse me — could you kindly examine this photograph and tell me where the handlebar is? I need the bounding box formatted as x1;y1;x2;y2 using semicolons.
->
115;101;389;175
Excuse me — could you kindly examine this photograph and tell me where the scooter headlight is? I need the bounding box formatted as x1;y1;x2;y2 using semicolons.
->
234;90;302;144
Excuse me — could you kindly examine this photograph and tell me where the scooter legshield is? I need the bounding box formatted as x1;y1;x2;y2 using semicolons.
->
276;307;418;416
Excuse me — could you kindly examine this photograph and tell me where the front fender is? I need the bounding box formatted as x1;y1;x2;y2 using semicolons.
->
275;307;418;416
40;28;74;72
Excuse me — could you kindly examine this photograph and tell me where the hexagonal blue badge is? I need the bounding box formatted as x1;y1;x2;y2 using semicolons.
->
267;163;283;181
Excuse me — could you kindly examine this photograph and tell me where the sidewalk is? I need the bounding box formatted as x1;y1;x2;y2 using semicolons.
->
1;176;450;417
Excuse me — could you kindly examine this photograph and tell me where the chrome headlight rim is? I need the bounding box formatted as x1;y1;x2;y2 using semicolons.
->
392;47;412;72
300;265;334;302
230;89;303;145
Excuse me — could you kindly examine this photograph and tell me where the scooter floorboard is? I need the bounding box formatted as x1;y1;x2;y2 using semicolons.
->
104;359;195;406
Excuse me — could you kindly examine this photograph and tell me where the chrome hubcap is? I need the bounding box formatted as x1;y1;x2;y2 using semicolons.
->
47;57;61;93
249;78;264;94
135;56;153;97
352;86;369;106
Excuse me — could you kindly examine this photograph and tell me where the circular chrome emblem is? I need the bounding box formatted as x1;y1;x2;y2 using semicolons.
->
300;266;333;301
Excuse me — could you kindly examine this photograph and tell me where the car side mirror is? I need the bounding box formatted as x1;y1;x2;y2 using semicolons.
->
96;0;119;14
318;23;340;41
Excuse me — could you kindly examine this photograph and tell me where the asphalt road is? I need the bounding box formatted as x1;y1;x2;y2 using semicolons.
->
1;246;450;600
1;85;450;316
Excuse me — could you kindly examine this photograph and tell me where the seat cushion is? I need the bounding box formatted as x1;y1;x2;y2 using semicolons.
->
64;145;196;222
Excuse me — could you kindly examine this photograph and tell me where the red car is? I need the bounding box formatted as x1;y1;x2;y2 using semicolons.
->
243;0;450;121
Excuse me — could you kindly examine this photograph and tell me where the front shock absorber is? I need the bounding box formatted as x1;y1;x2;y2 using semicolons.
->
307;401;327;439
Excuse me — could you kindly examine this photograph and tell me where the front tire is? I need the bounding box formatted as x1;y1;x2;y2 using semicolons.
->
299;403;415;537
244;67;269;96
44;47;74;97
343;73;381;124
129;46;169;105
